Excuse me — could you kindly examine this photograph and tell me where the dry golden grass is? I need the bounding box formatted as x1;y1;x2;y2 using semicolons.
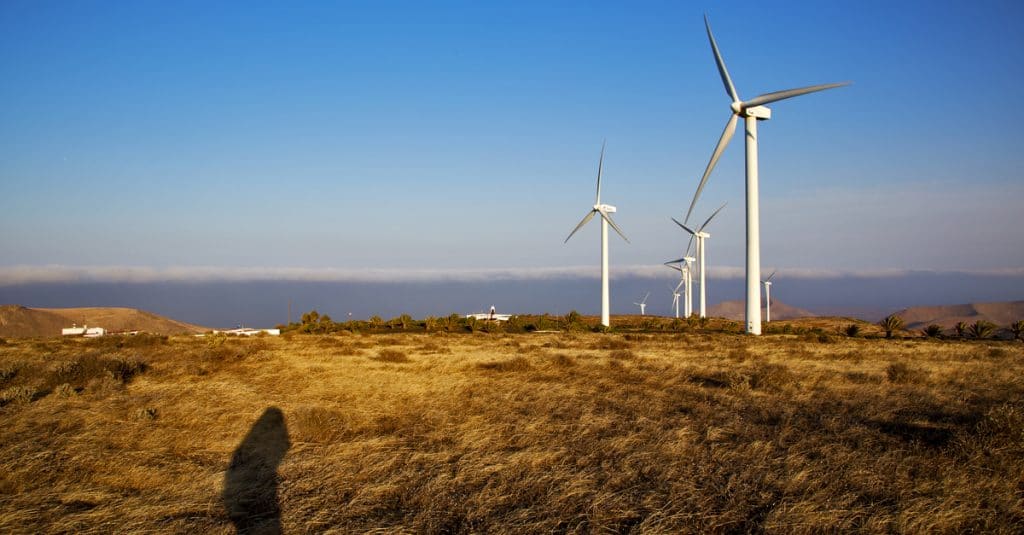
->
1;331;1023;533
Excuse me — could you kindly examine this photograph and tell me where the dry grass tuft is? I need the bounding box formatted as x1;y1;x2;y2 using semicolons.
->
373;348;410;363
608;349;637;360
477;355;533;372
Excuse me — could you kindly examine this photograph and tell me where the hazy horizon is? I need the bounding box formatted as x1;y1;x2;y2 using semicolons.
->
3;268;1022;328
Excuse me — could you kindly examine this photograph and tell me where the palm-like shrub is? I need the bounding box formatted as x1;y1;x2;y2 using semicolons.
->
878;314;905;339
967;320;997;340
922;324;943;338
1011;320;1024;342
954;321;967;338
844;324;860;338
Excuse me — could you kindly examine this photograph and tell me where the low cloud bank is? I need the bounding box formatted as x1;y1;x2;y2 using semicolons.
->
2;264;1024;286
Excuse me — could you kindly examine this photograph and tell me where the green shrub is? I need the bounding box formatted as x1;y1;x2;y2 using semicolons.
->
954;321;967;338
1010;320;1024;342
922;324;943;338
967;320;997;340
844;324;861;338
878;314;905;339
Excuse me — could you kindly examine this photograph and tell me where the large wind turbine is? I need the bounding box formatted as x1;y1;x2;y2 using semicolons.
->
565;142;629;327
671;203;725;318
688;15;848;335
761;269;777;322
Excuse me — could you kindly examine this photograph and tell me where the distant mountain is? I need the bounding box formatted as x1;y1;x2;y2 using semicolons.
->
894;301;1024;331
707;300;815;321
0;305;208;338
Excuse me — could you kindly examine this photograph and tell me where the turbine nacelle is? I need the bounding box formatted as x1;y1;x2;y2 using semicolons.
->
595;203;617;213
743;105;771;120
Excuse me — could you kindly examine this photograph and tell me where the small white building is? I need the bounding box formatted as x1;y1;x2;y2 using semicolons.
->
61;325;106;338
212;328;281;337
466;306;512;322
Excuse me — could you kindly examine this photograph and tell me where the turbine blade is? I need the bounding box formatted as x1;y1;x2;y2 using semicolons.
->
685;113;738;224
641;292;650;304
664;258;685;266
704;14;739;103
699;202;727;231
595;140;605;205
600;211;630;243
674;279;685;292
671;217;697;236
743;82;850;109
564;210;597;243
765;269;777;282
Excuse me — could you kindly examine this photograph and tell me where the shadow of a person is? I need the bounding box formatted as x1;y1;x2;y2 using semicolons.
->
223;407;290;534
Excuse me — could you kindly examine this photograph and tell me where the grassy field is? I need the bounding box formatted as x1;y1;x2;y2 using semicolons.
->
1;327;1022;533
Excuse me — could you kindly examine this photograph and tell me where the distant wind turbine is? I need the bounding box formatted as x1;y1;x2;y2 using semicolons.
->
761;269;777;322
665;255;695;318
671;203;726;319
565;141;629;327
668;280;684;318
687;15;849;334
634;292;650;316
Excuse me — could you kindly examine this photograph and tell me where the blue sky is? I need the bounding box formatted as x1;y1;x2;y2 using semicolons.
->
2;0;1023;283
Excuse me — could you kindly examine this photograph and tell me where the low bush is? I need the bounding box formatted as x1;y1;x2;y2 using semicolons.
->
922;324;944;338
886;361;924;384
373;349;410;363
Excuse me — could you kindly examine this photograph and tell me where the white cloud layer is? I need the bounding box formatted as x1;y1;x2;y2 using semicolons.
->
1;264;1023;286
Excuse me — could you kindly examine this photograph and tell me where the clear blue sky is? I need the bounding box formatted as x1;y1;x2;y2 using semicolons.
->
3;0;1023;281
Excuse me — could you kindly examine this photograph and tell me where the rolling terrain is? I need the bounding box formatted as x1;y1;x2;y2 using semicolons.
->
708;299;816;321
895;301;1024;331
0;305;207;338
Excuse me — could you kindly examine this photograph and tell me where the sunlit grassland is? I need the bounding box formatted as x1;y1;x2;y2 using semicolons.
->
1;330;1022;533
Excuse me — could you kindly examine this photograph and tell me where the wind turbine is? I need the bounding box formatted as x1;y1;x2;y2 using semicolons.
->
761;269;777;322
668;280;684;318
665;255;695;317
634;292;650;316
687;15;848;335
565;141;629;327
671;203;726;319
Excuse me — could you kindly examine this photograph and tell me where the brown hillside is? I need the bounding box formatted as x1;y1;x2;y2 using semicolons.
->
896;301;1024;331
708;299;815;321
0;305;71;338
0;305;208;338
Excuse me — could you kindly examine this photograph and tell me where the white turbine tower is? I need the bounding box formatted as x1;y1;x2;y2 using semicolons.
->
681;257;694;317
565;141;629;327
671;203;726;319
665;255;695;317
634;292;650;316
668;280;684;318
761;269;777;322
687;15;848;335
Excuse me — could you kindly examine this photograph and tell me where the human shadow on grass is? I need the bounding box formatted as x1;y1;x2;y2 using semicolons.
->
223;407;290;534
